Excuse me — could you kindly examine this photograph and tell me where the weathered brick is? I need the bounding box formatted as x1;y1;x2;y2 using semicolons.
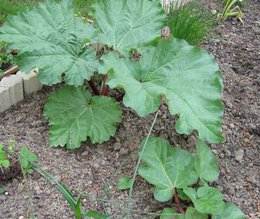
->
17;68;43;95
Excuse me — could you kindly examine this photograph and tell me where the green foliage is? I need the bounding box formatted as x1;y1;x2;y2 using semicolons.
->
90;0;165;55
0;41;13;70
0;0;98;86
139;137;198;202
160;208;179;219
183;186;225;215
19;146;37;174
117;176;133;190
0;2;246;218
100;38;224;143
0;144;10;168
218;0;244;24
212;203;246;219
44;86;122;149
85;211;111;219
138;136;245;218
194;141;219;182
30;161;109;219
0;0;224;148
0;186;6;194
166;1;213;46
184;207;208;219
73;0;97;16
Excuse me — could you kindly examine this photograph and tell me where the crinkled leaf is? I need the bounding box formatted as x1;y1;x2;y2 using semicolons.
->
44;86;122;149
117;176;133;190
183;186;225;215
100;38;224;143
138;137;198;202
91;0;164;55
160;208;180;219
185;207;208;219
194;141;219;182
0;0;98;86
212;203;245;219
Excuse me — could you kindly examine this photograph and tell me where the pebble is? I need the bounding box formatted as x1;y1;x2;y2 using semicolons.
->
119;148;129;155
235;149;244;162
229;123;235;129
113;142;121;151
211;9;217;14
81;150;89;156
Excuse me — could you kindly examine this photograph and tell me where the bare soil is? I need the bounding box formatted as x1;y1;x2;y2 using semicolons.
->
0;0;259;218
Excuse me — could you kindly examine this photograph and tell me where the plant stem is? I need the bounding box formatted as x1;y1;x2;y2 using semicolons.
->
126;110;159;219
88;79;100;95
173;190;185;214
100;74;108;96
116;93;124;102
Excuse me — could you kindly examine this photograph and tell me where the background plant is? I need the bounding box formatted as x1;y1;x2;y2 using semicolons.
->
165;1;214;46
138;137;245;218
218;0;245;24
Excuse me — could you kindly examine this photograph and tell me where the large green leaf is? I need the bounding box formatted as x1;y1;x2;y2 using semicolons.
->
194;141;219;182
99;38;224;143
138;137;198;202
184;207;208;219
212;203;245;219
44;86;122;149
0;0;98;86
91;0;164;55
183;186;225;215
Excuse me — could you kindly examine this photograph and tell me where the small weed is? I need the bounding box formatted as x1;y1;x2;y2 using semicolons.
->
218;0;245;24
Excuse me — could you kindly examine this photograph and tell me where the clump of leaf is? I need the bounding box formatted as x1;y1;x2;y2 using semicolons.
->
0;0;223;149
165;1;213;45
137;136;245;218
19;146;38;174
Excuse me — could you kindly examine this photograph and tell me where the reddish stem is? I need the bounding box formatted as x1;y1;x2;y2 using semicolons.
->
88;80;100;95
116;93;124;102
173;192;185;214
100;74;108;96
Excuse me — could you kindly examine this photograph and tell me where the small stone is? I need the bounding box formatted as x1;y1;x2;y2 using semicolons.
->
211;9;217;14
119;148;129;155
113;142;121;151
82;151;89;156
235;149;244;162
230;123;235;129
219;153;225;158
19;216;24;219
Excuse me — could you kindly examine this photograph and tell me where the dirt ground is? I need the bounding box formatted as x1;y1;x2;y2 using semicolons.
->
0;0;259;218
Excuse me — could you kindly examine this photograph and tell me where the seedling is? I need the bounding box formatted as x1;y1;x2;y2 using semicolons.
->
0;144;10;170
218;0;244;24
137;137;245;219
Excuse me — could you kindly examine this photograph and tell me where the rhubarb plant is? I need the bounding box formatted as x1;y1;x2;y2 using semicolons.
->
0;0;223;149
138;137;245;218
0;0;246;217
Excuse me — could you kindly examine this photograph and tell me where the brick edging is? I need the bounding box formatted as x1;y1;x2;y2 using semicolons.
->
0;68;43;113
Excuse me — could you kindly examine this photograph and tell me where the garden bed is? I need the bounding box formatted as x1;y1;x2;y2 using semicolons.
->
0;0;259;218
